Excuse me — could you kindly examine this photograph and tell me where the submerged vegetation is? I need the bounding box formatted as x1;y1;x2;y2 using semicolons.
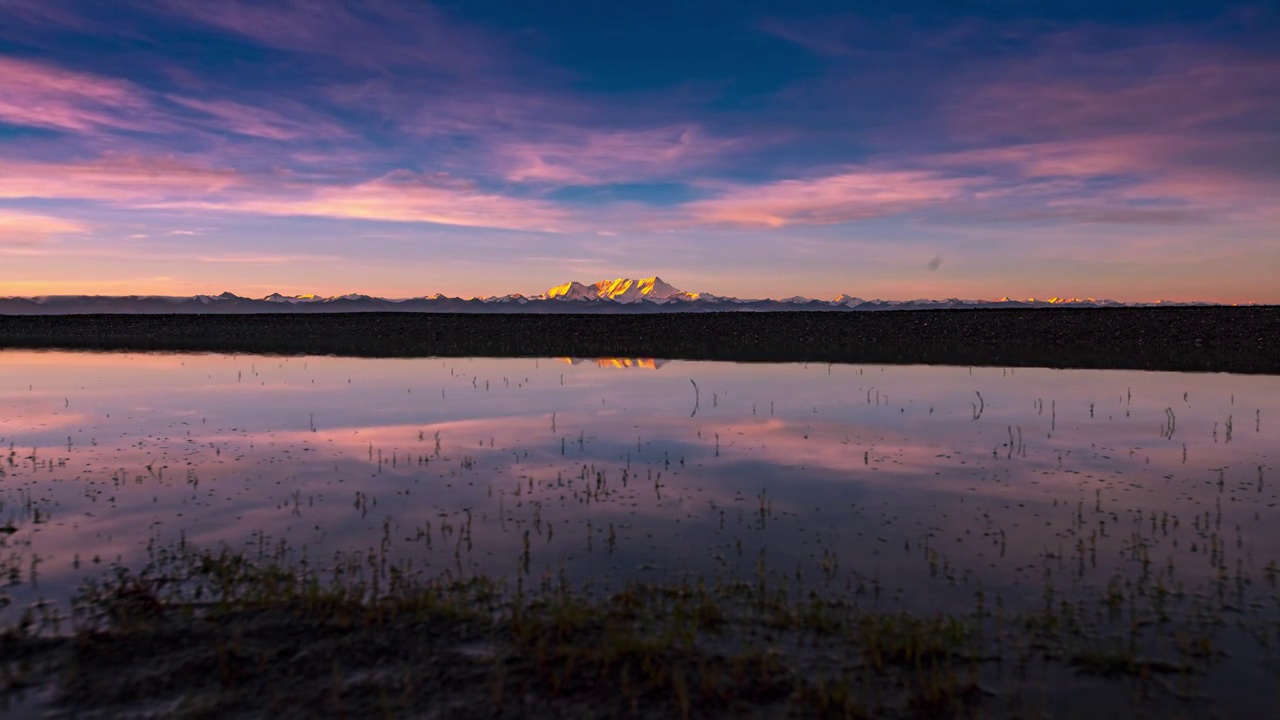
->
3;539;1266;719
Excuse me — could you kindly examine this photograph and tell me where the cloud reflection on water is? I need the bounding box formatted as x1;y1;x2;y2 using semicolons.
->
1;352;1277;623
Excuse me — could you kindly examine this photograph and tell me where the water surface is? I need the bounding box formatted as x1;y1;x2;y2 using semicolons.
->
2;351;1274;610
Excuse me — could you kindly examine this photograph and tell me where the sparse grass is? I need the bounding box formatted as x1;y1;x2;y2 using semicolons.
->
1068;647;1188;678
0;541;1255;718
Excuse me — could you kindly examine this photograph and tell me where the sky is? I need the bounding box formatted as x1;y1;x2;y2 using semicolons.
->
0;0;1276;302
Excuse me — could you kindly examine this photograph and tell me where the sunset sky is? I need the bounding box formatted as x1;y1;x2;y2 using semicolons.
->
0;0;1276;302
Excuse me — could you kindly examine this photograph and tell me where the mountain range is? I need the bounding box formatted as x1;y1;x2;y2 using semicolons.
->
0;277;1229;315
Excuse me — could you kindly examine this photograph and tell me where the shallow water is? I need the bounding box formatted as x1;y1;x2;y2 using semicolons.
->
1;352;1278;636
4;351;1280;714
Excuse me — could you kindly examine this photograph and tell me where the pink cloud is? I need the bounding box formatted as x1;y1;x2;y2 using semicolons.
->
500;125;739;184
0;56;161;132
948;47;1280;143
676;127;1278;229
194;254;344;264
930;132;1280;222
752;22;1280;229
0;152;566;231
158;0;337;51
327;79;749;186
160;0;504;75
164;170;570;232
330;82;568;141
0;56;351;143
935;137;1159;178
1116;173;1280;223
0;155;246;202
682;169;976;227
166;96;346;140
921;35;1280;224
0;0;139;37
0;211;85;246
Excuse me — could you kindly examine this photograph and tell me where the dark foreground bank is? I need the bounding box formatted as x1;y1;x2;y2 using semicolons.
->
0;306;1276;374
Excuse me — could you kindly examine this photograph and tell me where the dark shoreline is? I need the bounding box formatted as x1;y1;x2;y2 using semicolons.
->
1;306;1276;374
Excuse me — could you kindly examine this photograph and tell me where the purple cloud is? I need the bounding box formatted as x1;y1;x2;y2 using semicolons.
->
155;0;509;76
0;56;162;132
681;169;976;227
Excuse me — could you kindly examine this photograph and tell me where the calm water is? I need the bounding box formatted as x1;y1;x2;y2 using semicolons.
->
2;351;1278;632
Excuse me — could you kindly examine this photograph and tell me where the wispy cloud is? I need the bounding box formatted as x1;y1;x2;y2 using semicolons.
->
0;55;350;143
157;0;506;75
0;155;246;202
0;153;568;231
194;253;343;264
330;79;748;187
930;44;1280;222
499;125;739;184
726;23;1280;230
0;56;161;132
166;96;346;140
681;170;975;227
0;210;85;246
0;0;92;29
163;170;569;232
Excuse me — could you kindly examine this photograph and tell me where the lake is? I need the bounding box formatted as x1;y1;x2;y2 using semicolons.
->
2;351;1278;712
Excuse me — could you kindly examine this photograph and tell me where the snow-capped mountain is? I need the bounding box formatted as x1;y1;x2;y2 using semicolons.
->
591;277;682;303
0;279;1245;315
264;293;326;303
544;281;600;301
263;292;382;303
544;277;683;303
481;293;530;304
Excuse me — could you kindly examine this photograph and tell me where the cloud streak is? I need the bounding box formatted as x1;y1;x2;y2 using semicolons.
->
159;170;570;232
156;0;506;75
165;96;347;140
0;55;350;145
947;43;1280;144
500;126;740;184
0;56;160;132
0;155;245;202
0;153;568;231
0;211;86;246
682;170;975;227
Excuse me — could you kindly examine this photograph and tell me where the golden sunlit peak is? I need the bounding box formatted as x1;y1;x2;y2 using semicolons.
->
557;357;666;370
262;292;327;303
1001;297;1107;305
543;276;682;303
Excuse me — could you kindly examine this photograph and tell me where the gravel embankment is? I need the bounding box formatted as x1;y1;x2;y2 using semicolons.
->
0;307;1275;374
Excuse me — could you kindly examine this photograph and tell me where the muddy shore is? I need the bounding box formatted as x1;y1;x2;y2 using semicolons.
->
0;307;1276;374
